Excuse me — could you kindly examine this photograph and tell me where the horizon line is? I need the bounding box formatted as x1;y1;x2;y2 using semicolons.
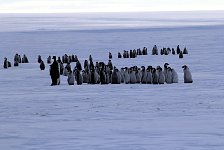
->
0;10;224;14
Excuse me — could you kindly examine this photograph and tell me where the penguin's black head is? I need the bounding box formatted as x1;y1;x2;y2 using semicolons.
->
182;65;187;69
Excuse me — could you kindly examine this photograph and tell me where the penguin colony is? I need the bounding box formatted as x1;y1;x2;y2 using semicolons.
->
2;45;193;85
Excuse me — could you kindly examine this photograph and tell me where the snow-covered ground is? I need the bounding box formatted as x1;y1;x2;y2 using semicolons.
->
0;11;224;150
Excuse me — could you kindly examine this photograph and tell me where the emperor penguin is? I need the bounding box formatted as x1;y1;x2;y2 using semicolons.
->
119;68;125;83
82;70;89;83
152;45;158;55
146;66;153;84
135;69;141;83
14;54;20;63
22;54;29;63
3;58;8;69
177;45;180;54
183;47;188;54
171;68;178;83
75;69;83;85
38;55;42;63
40;60;45;70
67;70;75;85
59;62;64;75
163;63;169;82
109;52;112;59
124;67;130;84
130;68;137;84
157;67;165;84
141;66;147;84
172;48;175;55
179;51;184;58
182;65;193;83
47;56;51;64
152;68;158;84
14;60;19;67
166;67;173;84
111;67;119;84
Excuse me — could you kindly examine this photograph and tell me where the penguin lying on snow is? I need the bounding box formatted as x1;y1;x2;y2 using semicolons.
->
182;65;193;83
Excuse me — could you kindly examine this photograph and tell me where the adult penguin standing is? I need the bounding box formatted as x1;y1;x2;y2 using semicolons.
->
182;65;193;83
50;56;60;86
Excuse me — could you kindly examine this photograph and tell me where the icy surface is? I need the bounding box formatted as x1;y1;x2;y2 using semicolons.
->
0;12;224;150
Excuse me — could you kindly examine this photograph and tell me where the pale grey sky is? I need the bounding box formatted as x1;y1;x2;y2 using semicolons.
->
0;0;224;13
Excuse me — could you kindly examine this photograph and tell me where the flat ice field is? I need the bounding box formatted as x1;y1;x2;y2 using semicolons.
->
0;11;224;150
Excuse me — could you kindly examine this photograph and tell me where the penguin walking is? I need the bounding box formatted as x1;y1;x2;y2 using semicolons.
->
182;65;193;83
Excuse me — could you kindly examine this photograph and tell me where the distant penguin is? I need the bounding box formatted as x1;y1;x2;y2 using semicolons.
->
179;51;183;58
109;52;112;59
14;54;20;63
166;67;173;84
3;58;8;69
152;45;158;55
38;55;42;63
40;60;45;70
47;56;51;64
14;61;19;67
118;52;122;58
171;68;178;83
177;45;180;54
67;71;75;85
172;48;175;55
22;54;29;63
182;65;193;83
152;68;158;84
157;67;165;84
183;47;188;54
